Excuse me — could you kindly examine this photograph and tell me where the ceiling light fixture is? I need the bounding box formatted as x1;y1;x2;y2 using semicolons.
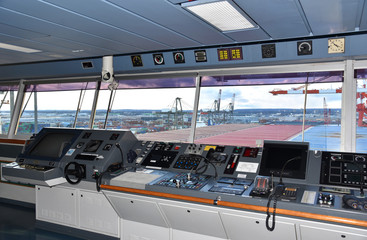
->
0;43;41;53
182;0;256;32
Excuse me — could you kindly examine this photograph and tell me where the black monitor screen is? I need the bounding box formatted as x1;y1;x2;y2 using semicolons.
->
28;132;77;160
259;141;309;180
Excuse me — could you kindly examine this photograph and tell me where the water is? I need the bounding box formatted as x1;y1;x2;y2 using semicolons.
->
291;125;367;153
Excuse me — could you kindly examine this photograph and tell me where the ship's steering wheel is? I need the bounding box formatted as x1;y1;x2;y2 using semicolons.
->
64;162;85;185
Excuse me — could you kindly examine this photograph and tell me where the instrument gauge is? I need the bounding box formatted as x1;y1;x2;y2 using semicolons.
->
153;54;164;65
297;41;312;55
173;52;185;64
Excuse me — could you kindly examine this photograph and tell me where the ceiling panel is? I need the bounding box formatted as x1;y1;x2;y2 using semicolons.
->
0;0;169;50
107;0;235;45
224;28;269;42
0;0;365;66
300;0;360;34
0;34;87;62
0;48;50;65
235;0;310;38
359;1;367;30
0;7;144;52
0;23;49;40
41;0;201;48
33;36;117;56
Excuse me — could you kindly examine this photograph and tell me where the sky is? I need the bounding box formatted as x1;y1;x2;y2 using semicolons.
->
3;82;344;112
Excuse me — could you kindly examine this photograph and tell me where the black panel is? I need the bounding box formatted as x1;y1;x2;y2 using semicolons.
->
259;141;309;179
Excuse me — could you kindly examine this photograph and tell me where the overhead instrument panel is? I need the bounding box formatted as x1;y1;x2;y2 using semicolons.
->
328;37;345;54
217;47;243;61
131;55;143;67
194;50;207;62
261;44;276;58
153;53;165;65
297;41;313;55
173;51;185;64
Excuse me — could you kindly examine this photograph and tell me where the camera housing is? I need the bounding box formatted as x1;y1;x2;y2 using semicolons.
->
101;56;114;83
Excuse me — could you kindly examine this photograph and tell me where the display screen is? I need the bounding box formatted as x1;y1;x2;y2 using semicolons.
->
28;131;78;160
259;141;309;180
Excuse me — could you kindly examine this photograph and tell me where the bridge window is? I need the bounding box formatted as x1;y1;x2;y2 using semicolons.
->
195;72;343;150
0;85;18;135
94;77;196;142
16;82;96;135
355;69;367;153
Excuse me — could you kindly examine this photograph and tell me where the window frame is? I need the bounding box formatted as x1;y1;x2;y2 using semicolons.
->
8;60;360;152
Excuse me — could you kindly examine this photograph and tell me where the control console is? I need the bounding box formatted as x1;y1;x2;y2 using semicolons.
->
2;128;138;186
320;152;367;188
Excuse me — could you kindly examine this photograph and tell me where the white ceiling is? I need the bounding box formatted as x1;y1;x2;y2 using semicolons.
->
0;0;366;65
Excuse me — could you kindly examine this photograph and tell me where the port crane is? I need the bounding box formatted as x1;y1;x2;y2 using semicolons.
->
205;90;235;125
270;83;367;127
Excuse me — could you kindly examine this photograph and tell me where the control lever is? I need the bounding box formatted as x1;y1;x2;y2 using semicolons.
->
173;179;180;188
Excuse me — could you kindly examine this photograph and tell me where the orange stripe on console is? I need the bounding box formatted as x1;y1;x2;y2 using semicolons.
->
0;139;26;145
101;184;367;228
101;185;214;205
218;201;367;228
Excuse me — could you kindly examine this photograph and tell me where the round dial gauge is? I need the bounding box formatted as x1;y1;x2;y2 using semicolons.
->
173;52;185;64
153;54;164;65
297;41;312;55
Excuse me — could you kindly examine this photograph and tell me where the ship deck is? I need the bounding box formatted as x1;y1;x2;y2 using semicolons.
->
138;123;367;153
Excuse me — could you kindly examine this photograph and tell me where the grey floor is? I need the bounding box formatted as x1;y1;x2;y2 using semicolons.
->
0;201;84;240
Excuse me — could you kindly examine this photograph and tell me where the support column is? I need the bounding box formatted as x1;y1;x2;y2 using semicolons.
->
341;60;356;152
8;80;26;138
188;76;201;143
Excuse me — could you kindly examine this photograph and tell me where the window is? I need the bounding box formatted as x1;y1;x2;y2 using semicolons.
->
16;82;96;135
95;77;197;142
194;72;343;150
0;85;18;135
290;82;342;151
355;77;367;153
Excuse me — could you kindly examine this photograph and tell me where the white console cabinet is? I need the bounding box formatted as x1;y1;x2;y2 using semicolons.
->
36;185;120;238
36;185;78;227
300;224;367;240
220;211;297;240
36;186;367;240
104;190;367;240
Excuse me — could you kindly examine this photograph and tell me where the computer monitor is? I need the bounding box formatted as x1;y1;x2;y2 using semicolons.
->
259;140;309;180
21;128;81;163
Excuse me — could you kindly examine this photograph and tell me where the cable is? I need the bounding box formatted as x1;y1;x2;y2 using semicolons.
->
279;156;301;184
115;142;124;168
266;155;300;231
190;154;218;179
96;171;106;192
96;142;124;192
266;191;279;231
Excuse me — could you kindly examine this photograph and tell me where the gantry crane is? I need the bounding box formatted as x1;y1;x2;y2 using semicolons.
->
270;84;367;127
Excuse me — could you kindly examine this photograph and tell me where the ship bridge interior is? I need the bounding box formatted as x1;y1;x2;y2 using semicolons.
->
1;1;367;240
